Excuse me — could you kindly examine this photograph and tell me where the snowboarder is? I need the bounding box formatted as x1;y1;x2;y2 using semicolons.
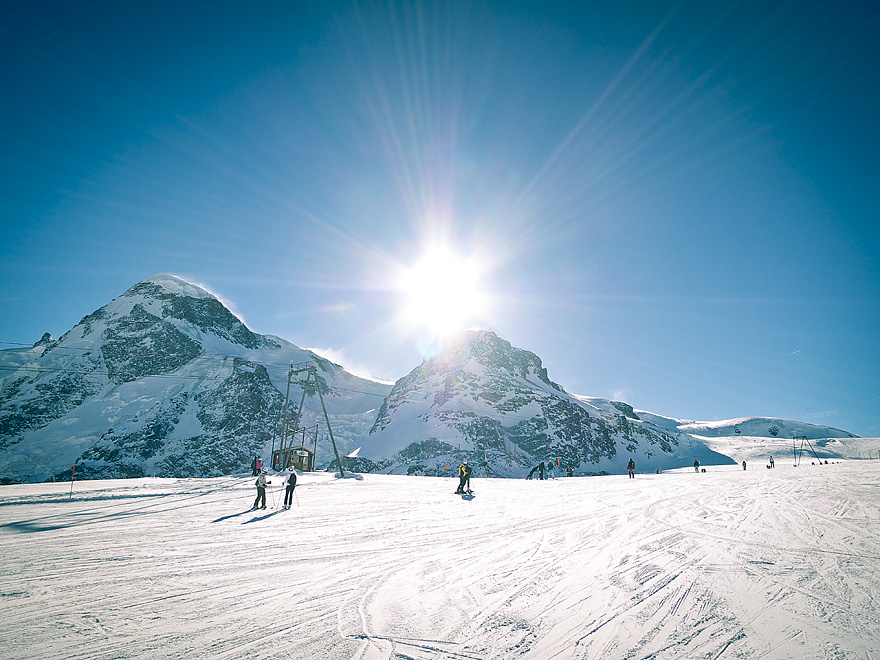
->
282;467;297;509
627;458;635;479
769;455;775;468
456;460;472;494
694;459;700;473
253;469;270;509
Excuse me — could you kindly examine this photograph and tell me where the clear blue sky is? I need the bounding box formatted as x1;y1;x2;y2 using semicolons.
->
2;1;878;436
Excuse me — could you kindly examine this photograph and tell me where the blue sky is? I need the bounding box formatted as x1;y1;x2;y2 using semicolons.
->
2;0;878;437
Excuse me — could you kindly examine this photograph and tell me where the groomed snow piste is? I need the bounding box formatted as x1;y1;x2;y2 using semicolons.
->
1;461;878;659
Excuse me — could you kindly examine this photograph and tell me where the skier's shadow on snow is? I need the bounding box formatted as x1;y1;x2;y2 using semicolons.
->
211;510;254;523
242;510;282;523
212;509;282;523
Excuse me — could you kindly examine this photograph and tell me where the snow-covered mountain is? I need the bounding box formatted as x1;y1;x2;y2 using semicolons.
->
355;331;746;477
0;274;390;483
0;274;868;483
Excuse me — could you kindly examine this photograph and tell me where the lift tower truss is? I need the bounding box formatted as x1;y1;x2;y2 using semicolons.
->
279;362;345;477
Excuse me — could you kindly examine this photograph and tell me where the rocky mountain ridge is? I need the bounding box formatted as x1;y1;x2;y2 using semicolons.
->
354;330;732;476
0;274;863;483
0;274;389;482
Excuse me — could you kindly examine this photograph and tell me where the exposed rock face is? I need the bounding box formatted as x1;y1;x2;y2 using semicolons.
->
0;276;862;483
362;330;687;477
0;274;388;483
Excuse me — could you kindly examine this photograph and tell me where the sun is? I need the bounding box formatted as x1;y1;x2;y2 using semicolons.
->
397;249;487;337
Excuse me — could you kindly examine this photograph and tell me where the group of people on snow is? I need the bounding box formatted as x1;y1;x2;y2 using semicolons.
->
247;447;787;510
251;465;298;510
621;454;778;478
527;459;565;480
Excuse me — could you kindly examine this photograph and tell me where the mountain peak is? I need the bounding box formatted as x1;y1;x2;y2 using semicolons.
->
429;329;562;392
131;273;216;300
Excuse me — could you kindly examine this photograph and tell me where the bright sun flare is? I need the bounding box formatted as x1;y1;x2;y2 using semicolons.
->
398;249;487;337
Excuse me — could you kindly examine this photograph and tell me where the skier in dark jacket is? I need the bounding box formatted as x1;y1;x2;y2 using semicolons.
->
456;461;472;494
251;456;258;476
627;458;635;479
694;459;700;473
538;461;545;480
282;468;297;509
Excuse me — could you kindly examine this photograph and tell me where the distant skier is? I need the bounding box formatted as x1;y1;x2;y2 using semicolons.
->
282;467;297;509
546;461;555;479
251;456;258;476
253;470;270;509
694;459;700;473
742;461;747;470
769;455;775;469
456;460;472;494
255;457;262;474
627;458;635;479
526;464;538;480
538;461;546;480
566;467;573;477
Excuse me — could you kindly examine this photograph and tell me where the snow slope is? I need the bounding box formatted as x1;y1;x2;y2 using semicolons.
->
1;461;878;659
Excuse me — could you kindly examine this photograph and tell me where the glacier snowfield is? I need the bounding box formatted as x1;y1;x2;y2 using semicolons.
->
1;461;878;659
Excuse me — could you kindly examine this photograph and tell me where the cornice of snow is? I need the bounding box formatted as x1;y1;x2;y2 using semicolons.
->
138;273;216;300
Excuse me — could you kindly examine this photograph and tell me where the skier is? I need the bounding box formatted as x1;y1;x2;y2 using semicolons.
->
742;460;747;471
546;460;555;479
250;456;258;476
694;459;700;473
255;457;262;474
769;455;775;469
253;469;270;509
281;467;297;509
526;464;538;480
566;467;573;477
538;461;545;480
456;460;472;494
627;458;635;479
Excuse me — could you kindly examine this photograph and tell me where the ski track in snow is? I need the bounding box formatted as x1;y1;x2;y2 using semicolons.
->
1;464;879;659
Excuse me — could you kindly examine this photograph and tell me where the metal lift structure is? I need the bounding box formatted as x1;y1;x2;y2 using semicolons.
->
792;434;821;467
276;362;345;477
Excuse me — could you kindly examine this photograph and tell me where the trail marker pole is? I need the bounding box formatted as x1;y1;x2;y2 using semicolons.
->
68;462;76;498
